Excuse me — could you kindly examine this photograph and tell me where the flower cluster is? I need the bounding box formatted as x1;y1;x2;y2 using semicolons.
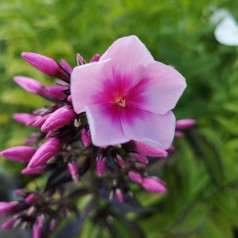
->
0;36;192;237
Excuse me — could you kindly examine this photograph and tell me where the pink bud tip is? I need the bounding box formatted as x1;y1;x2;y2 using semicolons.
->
116;154;125;168
0;201;19;216
115;189;124;203
33;214;45;238
90;53;100;62
32;114;51;127
24;194;38;204
1;217;16;229
49;219;57;231
21;166;46;175
12;113;36;126
142;177;167;193
68;162;79;183
60;59;72;73
130;153;149;164
96;157;106;176
175;131;185;138
15;189;27;197
176;119;196;130
76;53;85;65
22;52;59;76
41;106;75;132
128;171;142;184
27;137;61;168
13;76;44;94
0;146;36;162
44;85;68;101
81;128;91;147
133;141;168;157
67;95;72;103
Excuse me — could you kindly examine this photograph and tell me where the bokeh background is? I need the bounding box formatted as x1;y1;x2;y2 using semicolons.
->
0;0;238;237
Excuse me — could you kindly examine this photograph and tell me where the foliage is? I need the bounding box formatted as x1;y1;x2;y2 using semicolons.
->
0;0;238;237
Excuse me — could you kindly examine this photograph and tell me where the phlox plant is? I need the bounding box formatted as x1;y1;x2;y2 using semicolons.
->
0;35;194;238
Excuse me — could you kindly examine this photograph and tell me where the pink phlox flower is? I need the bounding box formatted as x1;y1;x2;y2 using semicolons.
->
70;35;186;148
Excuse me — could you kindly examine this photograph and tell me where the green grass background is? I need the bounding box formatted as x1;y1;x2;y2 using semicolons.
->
1;0;238;237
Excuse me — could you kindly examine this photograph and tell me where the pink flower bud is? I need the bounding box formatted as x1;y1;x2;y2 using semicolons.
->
24;133;42;144
12;113;36;126
22;52;59;76
115;189;124;203
96;157;106;176
176;119;196;130
175;131;185;138
13;76;44;94
0;146;36;162
68;162;79;183
0;202;19;216
33;214;45;238
21;165;46;175
76;53;85;65
90;53;100;62
128;171;142;184
41;106;75;132
60;59;72;73
27;137;61;168
49;219;57;231
44;85;68;101
81;128;91;147
141;177;167;193
15;189;27;197
115;154;125;168
67;95;72;103
133;141;168;157
130;153;149;164
1;217;16;229
24;194;38;204
32;114;51;128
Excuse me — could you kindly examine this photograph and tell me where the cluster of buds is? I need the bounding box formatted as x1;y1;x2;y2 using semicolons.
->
0;51;195;237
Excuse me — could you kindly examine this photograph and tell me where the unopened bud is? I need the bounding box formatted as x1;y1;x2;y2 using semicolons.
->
130;153;149;164
0;146;36;162
133;141;168;157
76;53;85;65
27;137;61;168
60;59;72;74
12;113;36;126
68;162;79;183
115;189;124;203
0;202;20;216
41;106;75;132
90;53;100;62
13;76;44;94
81;128;91;147
142;177;167;193
33;214;45;238
176;119;196;130
96;157;106;176
128;171;142;184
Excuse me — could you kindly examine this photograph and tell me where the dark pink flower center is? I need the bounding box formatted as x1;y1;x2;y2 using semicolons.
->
114;96;126;108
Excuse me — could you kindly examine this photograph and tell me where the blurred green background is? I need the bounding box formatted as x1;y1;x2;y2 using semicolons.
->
1;0;238;237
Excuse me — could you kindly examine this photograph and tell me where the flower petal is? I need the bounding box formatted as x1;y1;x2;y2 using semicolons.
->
70;60;110;113
100;35;154;74
215;16;238;46
122;110;176;149
129;61;186;114
85;105;128;147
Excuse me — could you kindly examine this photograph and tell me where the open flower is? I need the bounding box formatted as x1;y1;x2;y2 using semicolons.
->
71;35;186;148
